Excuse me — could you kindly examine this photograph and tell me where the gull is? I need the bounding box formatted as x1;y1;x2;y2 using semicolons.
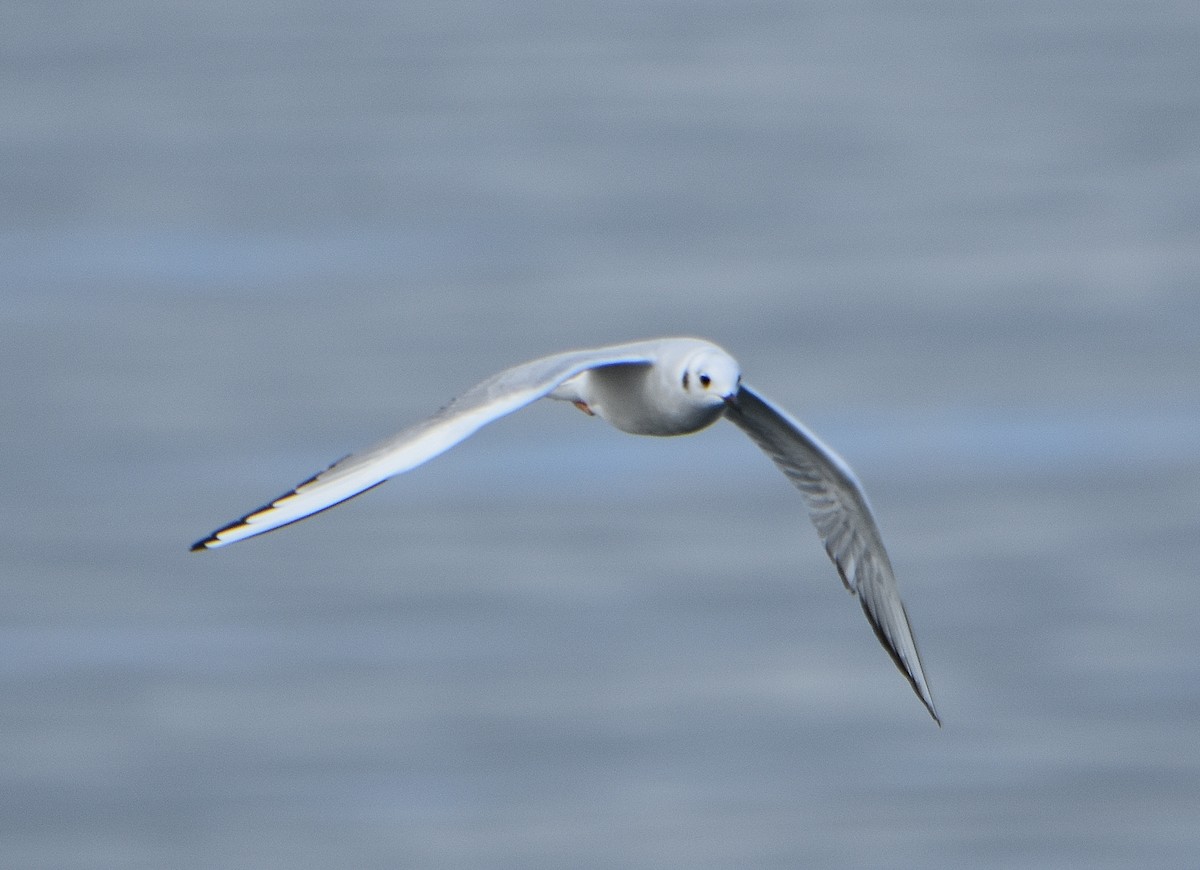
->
192;337;939;723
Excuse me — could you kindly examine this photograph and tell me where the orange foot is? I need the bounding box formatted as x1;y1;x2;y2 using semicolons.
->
573;400;595;416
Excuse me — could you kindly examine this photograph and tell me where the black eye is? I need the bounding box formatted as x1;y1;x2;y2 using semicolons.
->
682;372;690;389
699;374;712;388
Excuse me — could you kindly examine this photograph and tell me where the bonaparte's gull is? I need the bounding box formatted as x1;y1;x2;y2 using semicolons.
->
192;337;939;724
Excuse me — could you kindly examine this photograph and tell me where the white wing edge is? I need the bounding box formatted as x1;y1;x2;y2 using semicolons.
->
191;343;660;550
724;384;940;725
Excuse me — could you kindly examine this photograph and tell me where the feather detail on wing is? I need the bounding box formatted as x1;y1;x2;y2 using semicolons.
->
724;384;940;725
191;344;657;550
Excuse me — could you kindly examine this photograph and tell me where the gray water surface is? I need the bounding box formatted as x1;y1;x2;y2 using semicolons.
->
4;2;1199;867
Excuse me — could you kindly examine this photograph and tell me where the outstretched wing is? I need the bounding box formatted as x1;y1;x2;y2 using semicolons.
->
723;384;939;724
192;342;659;550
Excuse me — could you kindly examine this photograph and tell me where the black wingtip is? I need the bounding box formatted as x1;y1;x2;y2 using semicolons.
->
190;538;213;552
859;598;941;726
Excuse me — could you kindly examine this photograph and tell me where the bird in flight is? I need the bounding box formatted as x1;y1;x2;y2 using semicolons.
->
193;337;939;724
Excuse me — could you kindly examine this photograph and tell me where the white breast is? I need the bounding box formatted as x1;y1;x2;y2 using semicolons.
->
582;364;725;437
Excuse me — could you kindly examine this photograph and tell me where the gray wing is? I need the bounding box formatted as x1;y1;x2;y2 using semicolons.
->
724;384;940;724
192;341;660;550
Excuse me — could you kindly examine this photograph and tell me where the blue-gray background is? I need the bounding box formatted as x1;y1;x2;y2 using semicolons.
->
4;2;1198;867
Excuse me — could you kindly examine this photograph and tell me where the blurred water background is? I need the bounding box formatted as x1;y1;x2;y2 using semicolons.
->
3;2;1199;867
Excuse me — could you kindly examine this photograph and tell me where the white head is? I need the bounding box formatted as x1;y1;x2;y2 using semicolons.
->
679;346;742;408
